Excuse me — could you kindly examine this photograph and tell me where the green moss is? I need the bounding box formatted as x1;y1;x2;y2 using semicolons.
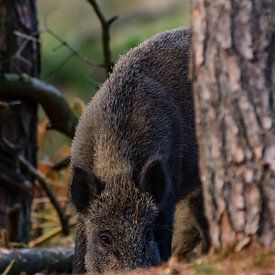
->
193;263;218;274
253;252;275;267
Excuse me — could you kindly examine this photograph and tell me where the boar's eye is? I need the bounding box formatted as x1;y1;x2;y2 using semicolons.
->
99;231;113;247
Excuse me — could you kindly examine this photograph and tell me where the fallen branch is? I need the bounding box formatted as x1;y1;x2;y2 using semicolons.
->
0;73;78;138
19;155;70;235
0;246;74;274
87;0;117;75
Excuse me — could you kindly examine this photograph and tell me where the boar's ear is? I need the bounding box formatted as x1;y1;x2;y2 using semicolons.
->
70;167;104;213
140;159;166;205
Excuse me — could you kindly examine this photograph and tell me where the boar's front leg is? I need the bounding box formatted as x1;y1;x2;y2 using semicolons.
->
154;201;175;262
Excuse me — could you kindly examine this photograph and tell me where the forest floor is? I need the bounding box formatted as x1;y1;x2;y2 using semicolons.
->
102;242;275;275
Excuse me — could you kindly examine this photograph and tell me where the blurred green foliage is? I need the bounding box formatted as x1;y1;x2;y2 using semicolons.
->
38;0;190;100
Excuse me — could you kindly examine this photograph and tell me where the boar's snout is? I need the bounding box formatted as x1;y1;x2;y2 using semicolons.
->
122;240;161;271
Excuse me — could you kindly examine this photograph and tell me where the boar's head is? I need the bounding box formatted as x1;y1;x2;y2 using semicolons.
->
70;159;168;272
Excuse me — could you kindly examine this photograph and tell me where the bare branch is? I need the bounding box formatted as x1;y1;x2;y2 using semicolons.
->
18;155;70;235
46;52;74;76
0;73;78;137
29;221;76;248
13;31;39;42
52;156;71;171
87;0;117;75
44;24;103;69
29;227;63;248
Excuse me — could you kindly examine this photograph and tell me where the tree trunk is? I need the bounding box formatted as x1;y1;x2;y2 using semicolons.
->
0;0;40;243
192;0;275;250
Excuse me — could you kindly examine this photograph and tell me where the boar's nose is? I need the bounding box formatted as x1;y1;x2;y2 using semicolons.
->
122;260;150;271
121;245;161;271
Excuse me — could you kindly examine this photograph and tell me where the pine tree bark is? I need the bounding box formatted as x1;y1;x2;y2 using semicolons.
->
192;0;275;250
0;0;40;243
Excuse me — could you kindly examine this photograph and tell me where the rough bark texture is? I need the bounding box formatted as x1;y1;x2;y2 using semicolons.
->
192;0;275;250
0;0;40;243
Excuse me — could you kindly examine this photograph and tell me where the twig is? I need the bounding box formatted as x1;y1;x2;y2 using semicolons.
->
32;223;59;229
29;221;76;248
32;213;59;223
44;23;103;70
8;242;28;248
33;196;67;204
0;73;78;137
13;31;39;42
28;227;62;248
0;29;40;74
52;156;71;171
2;260;15;275
18;155;70;235
47;52;74;76
87;0;117;75
12;30;41;70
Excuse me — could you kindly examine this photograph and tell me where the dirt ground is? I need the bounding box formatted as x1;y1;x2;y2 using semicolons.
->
100;242;275;275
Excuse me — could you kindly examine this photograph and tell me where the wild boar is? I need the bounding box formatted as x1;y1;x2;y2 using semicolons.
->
70;28;209;273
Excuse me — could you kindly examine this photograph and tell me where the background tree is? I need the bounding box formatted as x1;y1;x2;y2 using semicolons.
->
0;0;40;243
192;0;275;250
